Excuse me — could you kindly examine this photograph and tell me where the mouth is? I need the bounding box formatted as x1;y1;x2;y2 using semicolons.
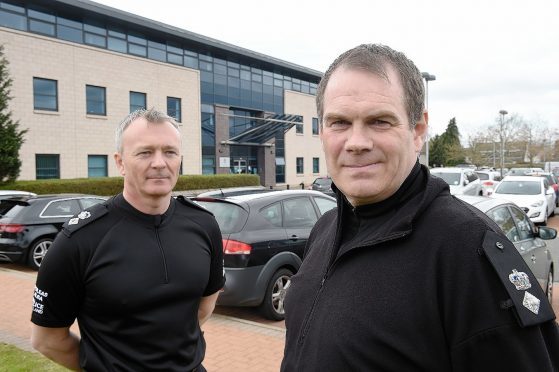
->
344;162;378;169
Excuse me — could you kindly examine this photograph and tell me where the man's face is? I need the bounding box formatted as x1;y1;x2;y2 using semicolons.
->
320;66;427;206
114;118;181;202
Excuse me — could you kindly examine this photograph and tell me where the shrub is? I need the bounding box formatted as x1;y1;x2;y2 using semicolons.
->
0;174;260;196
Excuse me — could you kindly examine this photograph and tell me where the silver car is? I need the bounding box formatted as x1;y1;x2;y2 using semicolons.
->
457;195;555;302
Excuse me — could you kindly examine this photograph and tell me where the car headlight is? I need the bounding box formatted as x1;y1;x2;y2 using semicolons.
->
531;200;544;207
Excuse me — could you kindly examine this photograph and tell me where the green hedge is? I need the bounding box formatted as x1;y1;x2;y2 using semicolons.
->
0;174;260;196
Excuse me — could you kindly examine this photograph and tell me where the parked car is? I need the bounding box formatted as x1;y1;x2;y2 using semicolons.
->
475;171;503;196
430;167;482;196
195;186;269;198
309;176;334;196
457;195;555;302
528;172;559;206
0;194;106;270
0;190;36;201
193;190;337;320
507;167;544;176
490;176;556;225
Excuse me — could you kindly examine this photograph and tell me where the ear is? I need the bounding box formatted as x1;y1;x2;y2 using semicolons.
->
114;152;125;176
413;111;428;153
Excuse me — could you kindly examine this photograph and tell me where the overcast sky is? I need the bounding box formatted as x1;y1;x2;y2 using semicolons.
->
95;0;559;139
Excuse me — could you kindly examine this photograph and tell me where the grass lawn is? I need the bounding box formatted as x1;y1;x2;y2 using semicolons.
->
0;343;68;371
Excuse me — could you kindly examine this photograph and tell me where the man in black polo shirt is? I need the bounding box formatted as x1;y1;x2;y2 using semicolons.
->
30;109;224;371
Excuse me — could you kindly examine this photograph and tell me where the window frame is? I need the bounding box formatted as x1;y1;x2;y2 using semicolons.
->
33;77;58;111
85;85;106;116
296;157;304;174
167;96;182;122
129;91;146;113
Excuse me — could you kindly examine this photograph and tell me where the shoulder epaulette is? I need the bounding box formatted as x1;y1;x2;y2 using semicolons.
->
176;195;214;216
62;201;109;237
482;229;555;327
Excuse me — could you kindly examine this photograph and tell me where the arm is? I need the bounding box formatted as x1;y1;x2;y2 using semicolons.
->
30;324;80;371
198;291;219;326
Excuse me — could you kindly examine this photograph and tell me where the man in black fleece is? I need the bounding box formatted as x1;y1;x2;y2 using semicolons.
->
281;44;559;371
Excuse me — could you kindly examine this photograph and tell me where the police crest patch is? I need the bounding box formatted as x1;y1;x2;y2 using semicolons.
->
508;269;531;290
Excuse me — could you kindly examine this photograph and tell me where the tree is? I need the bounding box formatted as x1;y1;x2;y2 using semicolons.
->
440;117;465;166
429;134;446;167
0;45;26;183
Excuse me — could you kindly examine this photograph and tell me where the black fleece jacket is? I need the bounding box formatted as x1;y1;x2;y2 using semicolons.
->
282;163;559;372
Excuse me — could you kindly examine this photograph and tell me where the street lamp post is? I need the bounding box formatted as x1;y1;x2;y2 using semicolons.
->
421;72;436;167
499;109;508;177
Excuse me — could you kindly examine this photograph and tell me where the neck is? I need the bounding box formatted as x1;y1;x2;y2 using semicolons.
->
122;190;171;215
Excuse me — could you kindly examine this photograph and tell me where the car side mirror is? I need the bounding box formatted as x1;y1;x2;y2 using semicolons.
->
463;180;469;186
546;188;555;195
538;226;557;240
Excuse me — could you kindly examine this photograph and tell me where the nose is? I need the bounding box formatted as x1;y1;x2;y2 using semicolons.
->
344;123;373;153
151;151;166;168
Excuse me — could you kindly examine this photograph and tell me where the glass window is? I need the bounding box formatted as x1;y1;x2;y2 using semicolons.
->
167;53;182;65
167;97;181;122
80;198;105;209
487;206;519;242
184;55;198;69
128;33;146;45
88;155;107;177
214;63;227;75
129;91;146;112
312;117;319;135
0;9;26;30
0;2;25;13
33;78;57;111
57;24;82;43
314;197;337;215
313;158;319;173
84;32;106;48
296;122;303;134
29;19;55;36
128;43;146;57
510;206;534;241
296;157;304;174
42;199;80;217
28;8;55;22
83;22;105;35
148;46;166;62
260;202;283;227
108;37;127;52
283;197;318;228
36;154;59;179
86;85;106;115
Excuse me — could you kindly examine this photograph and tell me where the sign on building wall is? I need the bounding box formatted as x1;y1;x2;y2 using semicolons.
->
219;157;230;168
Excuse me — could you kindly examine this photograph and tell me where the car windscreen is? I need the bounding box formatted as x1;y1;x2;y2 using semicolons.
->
314;178;331;186
194;201;249;234
495;181;541;195
431;172;461;185
475;172;489;180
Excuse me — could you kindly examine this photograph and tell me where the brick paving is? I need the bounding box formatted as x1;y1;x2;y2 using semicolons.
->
0;265;285;371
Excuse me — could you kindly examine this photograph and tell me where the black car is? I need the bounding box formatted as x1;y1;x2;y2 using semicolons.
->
193;190;337;320
0;194;106;270
310;177;334;197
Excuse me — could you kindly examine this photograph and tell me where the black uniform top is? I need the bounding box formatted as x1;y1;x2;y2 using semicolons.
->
31;194;225;372
282;163;559;372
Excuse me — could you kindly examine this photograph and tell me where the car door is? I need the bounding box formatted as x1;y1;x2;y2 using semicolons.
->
509;206;547;288
257;202;290;262
40;198;81;229
283;196;319;259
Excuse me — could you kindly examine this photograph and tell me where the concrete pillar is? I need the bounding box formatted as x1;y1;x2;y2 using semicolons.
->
214;105;230;174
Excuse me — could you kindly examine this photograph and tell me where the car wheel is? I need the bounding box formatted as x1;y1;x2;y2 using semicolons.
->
28;238;53;270
260;268;293;321
546;269;554;304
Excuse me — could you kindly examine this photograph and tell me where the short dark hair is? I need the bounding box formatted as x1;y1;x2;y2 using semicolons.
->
316;44;425;129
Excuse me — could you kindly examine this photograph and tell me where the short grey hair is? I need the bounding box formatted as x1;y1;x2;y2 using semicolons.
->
316;44;425;129
115;108;180;152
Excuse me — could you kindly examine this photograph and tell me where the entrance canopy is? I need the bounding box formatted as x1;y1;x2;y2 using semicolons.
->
221;113;303;147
